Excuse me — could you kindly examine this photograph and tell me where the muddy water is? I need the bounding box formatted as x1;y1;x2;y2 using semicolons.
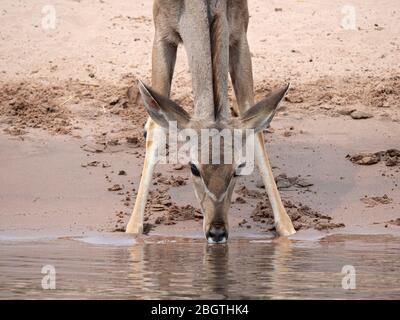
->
0;235;399;299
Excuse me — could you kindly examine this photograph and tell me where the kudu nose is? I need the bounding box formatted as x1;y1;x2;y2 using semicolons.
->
206;226;228;244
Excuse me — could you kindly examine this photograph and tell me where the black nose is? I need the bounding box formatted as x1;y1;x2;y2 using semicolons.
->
206;226;228;243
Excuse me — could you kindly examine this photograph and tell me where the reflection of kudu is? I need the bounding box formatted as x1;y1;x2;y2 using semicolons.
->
126;0;295;242
127;241;294;299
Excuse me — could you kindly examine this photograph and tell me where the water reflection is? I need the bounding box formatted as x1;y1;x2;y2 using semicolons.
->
0;236;399;299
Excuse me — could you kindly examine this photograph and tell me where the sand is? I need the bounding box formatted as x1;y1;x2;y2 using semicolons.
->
0;0;399;240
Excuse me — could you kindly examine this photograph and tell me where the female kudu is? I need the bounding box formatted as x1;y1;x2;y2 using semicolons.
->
126;0;296;243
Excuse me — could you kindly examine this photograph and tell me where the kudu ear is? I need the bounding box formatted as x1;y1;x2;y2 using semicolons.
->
240;84;290;133
138;80;191;130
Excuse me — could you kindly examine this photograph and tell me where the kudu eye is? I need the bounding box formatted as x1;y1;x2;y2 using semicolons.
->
190;163;201;177
234;162;246;177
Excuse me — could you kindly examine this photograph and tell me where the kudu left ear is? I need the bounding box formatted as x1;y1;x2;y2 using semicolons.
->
138;80;191;130
240;84;290;133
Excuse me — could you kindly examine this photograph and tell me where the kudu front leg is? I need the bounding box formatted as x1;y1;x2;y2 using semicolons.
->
229;35;295;236
254;134;296;236
126;36;177;234
126;119;160;234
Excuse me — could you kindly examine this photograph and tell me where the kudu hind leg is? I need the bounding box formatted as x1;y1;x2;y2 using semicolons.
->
126;37;177;234
229;35;295;236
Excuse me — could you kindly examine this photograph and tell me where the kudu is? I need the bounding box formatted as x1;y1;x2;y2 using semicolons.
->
126;0;296;243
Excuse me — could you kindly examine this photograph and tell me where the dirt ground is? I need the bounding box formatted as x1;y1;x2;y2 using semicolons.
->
0;0;399;240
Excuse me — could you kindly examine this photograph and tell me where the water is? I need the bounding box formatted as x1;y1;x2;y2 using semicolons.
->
1;235;399;299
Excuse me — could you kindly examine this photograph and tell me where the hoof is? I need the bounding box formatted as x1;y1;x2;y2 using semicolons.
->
275;220;296;237
125;222;143;235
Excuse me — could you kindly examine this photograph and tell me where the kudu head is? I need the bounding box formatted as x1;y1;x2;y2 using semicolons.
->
137;80;289;243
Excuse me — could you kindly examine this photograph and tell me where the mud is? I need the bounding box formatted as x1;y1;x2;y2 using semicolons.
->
274;173;313;189
0;81;72;134
1;75;400;139
251;199;345;232
265;76;400;120
236;184;344;232
361;195;393;208
148;187;202;224
153;173;188;187
347;149;400;167
388;218;400;226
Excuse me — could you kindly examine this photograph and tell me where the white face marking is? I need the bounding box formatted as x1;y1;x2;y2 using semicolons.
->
190;159;231;203
200;175;231;203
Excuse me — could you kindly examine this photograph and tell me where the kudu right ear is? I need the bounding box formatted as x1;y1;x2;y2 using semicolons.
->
138;80;191;130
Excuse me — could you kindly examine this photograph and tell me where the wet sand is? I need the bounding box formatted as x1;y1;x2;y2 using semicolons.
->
1;115;399;240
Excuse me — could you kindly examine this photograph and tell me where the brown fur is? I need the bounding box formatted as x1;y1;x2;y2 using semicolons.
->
126;0;296;240
211;13;223;117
